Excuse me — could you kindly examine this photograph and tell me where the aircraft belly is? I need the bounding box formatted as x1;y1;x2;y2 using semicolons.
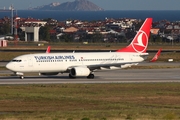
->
32;62;68;72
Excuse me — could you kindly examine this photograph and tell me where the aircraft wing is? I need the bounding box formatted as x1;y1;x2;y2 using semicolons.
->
67;62;139;71
88;62;139;70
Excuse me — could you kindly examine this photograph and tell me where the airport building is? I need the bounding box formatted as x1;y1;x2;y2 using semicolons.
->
20;18;47;42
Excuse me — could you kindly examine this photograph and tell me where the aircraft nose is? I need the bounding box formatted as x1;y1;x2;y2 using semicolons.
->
6;63;13;71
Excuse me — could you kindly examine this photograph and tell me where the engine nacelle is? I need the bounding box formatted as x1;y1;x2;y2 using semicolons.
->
70;67;90;77
40;72;59;76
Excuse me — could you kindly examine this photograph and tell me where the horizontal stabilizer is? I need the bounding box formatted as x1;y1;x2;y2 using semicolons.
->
150;48;162;62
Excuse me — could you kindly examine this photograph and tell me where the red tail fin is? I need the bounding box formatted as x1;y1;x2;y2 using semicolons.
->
117;18;152;53
46;46;51;53
150;48;162;62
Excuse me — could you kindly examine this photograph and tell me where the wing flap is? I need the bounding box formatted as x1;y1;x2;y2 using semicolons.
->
87;62;139;71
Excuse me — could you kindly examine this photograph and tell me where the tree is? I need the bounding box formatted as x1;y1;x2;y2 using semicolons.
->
18;28;25;40
59;34;73;42
0;23;10;35
91;32;103;43
39;26;50;41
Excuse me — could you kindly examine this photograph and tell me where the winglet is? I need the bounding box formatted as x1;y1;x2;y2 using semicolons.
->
116;18;152;53
46;46;51;53
150;48;162;62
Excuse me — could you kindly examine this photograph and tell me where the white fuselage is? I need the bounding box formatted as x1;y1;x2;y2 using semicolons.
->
6;52;147;73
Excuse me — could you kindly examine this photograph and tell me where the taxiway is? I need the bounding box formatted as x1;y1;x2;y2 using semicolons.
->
0;68;180;84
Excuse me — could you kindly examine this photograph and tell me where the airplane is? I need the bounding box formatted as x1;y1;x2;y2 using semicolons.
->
6;18;152;79
150;48;162;62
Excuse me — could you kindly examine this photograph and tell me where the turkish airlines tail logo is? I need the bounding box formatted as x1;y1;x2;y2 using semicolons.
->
117;18;152;53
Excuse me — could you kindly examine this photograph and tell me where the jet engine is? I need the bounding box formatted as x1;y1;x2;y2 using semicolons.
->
70;67;90;77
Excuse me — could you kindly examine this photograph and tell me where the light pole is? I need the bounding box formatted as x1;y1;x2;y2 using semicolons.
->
10;5;14;35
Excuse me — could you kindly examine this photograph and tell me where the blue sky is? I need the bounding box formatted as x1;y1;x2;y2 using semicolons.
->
0;0;180;10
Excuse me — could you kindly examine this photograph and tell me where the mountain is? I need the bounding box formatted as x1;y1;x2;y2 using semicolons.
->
34;0;104;11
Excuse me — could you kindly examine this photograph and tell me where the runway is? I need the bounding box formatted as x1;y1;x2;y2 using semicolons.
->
0;68;180;84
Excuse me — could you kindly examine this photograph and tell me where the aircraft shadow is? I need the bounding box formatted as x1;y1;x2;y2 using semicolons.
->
0;76;100;80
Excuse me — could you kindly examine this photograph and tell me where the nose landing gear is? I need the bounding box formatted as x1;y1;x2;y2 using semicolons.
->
20;76;24;79
15;72;24;79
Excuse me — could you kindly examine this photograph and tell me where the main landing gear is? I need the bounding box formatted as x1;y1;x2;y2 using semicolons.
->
69;74;76;79
68;73;95;79
87;73;94;79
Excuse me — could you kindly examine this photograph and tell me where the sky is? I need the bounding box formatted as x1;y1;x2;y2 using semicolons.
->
0;0;180;10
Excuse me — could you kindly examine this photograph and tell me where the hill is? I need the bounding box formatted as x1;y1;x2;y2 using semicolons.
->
34;0;104;11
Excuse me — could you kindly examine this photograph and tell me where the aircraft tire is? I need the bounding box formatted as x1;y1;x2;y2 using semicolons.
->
87;74;94;79
20;76;24;79
69;74;76;79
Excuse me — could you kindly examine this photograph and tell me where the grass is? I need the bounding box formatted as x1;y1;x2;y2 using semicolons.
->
1;42;180;61
0;66;6;70
0;52;32;62
0;44;180;119
0;83;180;119
130;65;180;69
2;41;180;51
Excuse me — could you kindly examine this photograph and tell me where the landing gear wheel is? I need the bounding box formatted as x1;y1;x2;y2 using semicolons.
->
87;74;94;79
69;74;76;79
20;76;24;79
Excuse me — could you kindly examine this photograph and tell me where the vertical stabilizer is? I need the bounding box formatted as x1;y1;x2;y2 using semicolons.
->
117;18;152;53
46;46;51;53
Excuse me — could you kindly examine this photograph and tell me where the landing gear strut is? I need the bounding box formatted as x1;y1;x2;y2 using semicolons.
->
15;72;24;79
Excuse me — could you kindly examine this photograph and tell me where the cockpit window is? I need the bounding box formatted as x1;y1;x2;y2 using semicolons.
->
11;60;22;62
